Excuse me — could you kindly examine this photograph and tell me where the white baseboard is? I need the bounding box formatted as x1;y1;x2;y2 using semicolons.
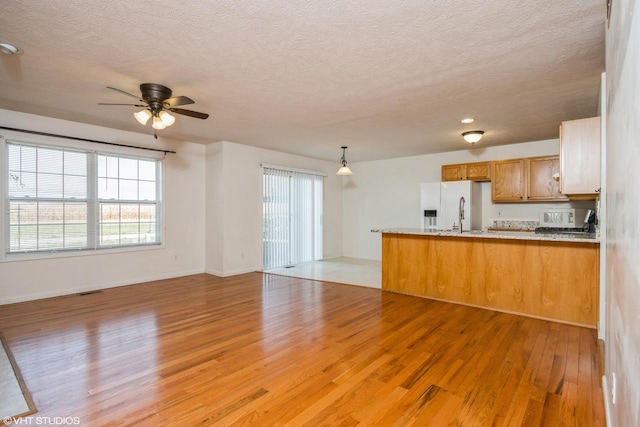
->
204;267;260;277
0;268;205;305
602;375;614;427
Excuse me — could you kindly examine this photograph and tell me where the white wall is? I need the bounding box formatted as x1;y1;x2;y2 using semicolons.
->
0;109;206;304
205;141;343;276
205;141;224;274
342;139;595;260
604;1;640;425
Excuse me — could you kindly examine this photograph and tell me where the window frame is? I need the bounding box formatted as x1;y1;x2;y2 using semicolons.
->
1;133;164;262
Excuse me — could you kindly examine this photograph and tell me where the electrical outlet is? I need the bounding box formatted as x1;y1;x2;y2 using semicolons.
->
612;372;617;404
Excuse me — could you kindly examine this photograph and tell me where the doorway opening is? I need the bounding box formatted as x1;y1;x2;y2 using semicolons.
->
262;167;323;270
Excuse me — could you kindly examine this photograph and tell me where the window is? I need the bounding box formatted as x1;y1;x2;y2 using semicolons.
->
97;154;159;247
262;167;323;269
5;140;162;255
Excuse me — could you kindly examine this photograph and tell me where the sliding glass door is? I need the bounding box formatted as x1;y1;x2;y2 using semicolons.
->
262;167;323;270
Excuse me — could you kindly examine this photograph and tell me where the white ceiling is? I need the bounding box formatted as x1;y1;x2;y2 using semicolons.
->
0;0;605;162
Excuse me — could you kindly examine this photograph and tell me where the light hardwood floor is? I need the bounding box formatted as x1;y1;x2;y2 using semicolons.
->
0;273;605;426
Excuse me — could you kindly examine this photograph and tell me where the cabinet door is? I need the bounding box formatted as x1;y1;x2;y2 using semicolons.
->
441;164;465;181
465;162;491;181
560;117;601;195
491;159;525;201
527;156;568;201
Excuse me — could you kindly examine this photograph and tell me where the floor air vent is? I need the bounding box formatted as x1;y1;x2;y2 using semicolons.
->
78;290;103;296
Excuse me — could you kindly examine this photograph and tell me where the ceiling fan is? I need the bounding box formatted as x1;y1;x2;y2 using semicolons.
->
99;83;209;138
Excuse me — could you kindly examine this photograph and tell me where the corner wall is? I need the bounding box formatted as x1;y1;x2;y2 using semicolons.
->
205;141;343;276
604;0;640;425
0;109;206;304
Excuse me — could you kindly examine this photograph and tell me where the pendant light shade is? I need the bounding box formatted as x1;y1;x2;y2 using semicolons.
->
462;130;484;144
336;165;353;175
336;146;353;175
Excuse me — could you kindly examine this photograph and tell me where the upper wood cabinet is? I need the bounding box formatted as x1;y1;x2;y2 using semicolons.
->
441;161;491;182
466;162;491;181
441;163;466;181
527;156;568;201
559;117;601;196
492;155;568;202
491;159;525;201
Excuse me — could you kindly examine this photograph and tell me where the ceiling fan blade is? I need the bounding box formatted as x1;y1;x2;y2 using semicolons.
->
106;86;144;101
165;96;194;107
98;103;146;107
170;108;209;119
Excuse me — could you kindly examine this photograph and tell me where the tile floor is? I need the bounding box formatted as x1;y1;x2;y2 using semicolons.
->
0;340;30;419
264;257;382;289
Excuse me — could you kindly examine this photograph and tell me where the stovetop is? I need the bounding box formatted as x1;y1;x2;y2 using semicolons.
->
534;227;590;235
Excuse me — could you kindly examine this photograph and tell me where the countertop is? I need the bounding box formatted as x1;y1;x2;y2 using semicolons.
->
371;227;599;244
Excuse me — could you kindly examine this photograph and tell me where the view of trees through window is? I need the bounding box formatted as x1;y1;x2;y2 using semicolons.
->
6;142;161;254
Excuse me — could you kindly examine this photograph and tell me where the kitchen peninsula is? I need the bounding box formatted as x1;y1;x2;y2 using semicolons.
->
374;228;599;328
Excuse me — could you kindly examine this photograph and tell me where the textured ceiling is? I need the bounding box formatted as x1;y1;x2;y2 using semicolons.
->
0;0;605;162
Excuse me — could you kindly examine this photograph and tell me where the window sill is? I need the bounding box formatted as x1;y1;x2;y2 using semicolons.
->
0;243;164;263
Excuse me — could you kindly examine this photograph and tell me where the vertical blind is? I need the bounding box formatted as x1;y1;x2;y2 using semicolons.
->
7;143;88;251
262;167;323;269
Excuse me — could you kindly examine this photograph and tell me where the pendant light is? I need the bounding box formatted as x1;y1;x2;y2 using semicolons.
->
336;146;353;175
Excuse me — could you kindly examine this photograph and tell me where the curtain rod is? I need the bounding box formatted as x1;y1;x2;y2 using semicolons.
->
0;126;177;154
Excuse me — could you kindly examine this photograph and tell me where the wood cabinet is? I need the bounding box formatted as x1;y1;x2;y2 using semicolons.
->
527;156;568;201
466;162;491;181
382;233;599;328
560;117;601;196
441;163;466;181
441;161;491;182
492;155;567;202
491;159;525;201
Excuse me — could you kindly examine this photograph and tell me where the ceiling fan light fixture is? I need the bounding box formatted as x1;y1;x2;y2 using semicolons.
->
152;115;166;130
134;109;152;125
336;146;353;175
462;130;484;144
100;84;209;137
158;111;175;126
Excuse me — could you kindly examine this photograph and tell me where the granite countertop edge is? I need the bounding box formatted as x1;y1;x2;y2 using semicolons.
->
371;228;599;244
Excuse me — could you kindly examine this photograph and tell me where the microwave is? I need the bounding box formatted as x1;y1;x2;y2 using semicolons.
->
539;209;577;227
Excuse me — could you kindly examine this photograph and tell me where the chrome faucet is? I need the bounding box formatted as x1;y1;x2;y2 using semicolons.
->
458;196;465;233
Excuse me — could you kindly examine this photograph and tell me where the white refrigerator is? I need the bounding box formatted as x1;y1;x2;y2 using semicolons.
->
420;181;482;231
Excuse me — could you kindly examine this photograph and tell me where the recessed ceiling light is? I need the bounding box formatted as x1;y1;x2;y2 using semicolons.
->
0;42;23;55
461;118;475;124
